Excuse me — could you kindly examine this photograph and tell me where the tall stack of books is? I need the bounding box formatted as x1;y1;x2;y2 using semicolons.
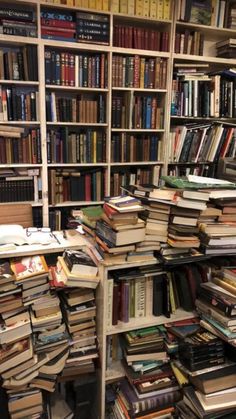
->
107;326;181;418
195;267;236;346
95;195;149;264
60;287;98;378
199;189;236;256
9;256;69;393
174;329;236;418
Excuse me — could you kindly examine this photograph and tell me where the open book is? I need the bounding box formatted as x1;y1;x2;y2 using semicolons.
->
0;225;57;246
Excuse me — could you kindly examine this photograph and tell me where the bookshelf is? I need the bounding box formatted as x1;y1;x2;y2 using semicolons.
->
0;0;236;225
0;0;176;226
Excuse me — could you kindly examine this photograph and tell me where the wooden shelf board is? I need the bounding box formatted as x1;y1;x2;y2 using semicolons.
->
0;201;43;207
43;38;111;52
111;128;164;132
46;85;109;92
176;21;236;36
112;47;170;57
49;201;104;207
48;163;108;167
171;116;236;121
0;35;39;45
168;161;214;165
46;122;107;126
173;53;236;65
0;80;39;85
112;87;167;92
0;121;40;125
0;164;42;168
110;161;164;166
106;309;196;335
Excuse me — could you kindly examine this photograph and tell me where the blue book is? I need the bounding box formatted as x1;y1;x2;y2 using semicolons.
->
146;96;152;129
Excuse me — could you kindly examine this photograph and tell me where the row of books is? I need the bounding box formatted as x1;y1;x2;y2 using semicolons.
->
169;123;236;164
48;168;105;204
111;94;164;129
110;166;161;196
111;0;171;19
45;50;107;88
175;30;204;56
111;133;160;163
112;56;167;90
45;92;106;123
47;128;106;164
0;87;38;122
168;163;216;178
177;0;232;28
0;126;41;165
0;3;37;38
171;68;236;118
0;168;41;203
42;0;171;20
0;46;38;82
113;25;169;51
41;9;110;45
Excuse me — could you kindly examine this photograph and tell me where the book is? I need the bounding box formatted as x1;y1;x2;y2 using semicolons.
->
63;249;98;276
11;256;48;282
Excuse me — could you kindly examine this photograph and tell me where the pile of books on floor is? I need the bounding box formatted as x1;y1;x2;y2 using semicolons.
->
59;287;98;379
107;326;180;418
174;329;236;418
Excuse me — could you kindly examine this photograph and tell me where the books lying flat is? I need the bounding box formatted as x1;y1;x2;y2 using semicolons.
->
57;257;100;288
11;256;48;282
63;249;98;276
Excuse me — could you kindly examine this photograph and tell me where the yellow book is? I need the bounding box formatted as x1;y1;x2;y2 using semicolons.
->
74;0;82;6
163;0;171;19
102;0;109;10
135;0;143;16
93;131;97;163
66;0;74;5
140;58;145;89
143;0;150;17
81;0;89;7
110;0;119;12
156;0;164;19
171;362;188;386
168;273;176;313
96;0;103;9
120;0;128;13
127;0;135;15
89;0;96;8
149;0;157;18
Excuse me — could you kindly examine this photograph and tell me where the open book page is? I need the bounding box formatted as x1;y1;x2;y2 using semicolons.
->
187;175;235;185
0;225;58;246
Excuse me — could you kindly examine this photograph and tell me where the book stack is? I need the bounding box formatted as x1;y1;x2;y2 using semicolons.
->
7;389;44;419
95;195;148;264
9;256;69;393
40;8;76;42
199;189;236;256
52;248;100;289
76;11;109;45
167;189;208;251
0;4;37;37
216;38;236;58
195;268;236;346
59;287;98;379
107;327;181;418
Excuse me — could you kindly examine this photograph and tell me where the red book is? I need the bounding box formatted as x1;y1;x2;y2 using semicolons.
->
85;173;91;201
41;29;75;38
41;18;76;29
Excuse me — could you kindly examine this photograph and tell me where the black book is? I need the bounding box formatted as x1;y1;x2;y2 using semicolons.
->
153;275;164;316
